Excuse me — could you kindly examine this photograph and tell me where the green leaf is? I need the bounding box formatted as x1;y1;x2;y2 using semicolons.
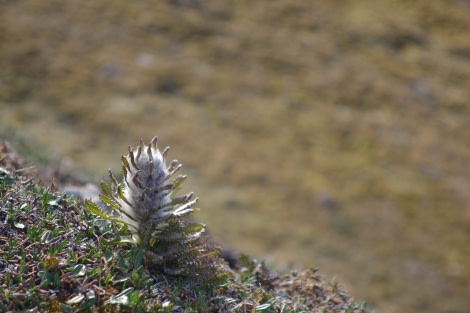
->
106;287;134;305
117;185;132;207
109;170;119;187
121;156;130;171
173;198;198;217
70;264;86;277
53;271;60;287
75;298;96;313
112;274;128;283
71;290;96;313
0;168;15;186
41;230;53;244
86;290;96;300
13;220;26;229
58;302;72;313
19;203;29;210
256;303;273;311
105;250;114;263
85;200;131;226
132;248;143;268
99;235;138;246
172;174;187;191
66;294;85;305
127;289;141;306
117;252;131;271
94;219;113;235
183;223;205;235
84;200;108;219
121;165;128;180
48;198;60;207
99;194;121;211
169;193;190;206
100;181;113;197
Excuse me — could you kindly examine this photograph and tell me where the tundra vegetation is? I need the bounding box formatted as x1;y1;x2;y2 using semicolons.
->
0;140;369;312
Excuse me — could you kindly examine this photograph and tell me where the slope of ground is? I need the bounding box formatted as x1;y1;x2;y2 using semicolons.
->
0;139;369;312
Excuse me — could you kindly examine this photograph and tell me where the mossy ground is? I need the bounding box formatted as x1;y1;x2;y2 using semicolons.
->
0;140;369;312
1;1;470;312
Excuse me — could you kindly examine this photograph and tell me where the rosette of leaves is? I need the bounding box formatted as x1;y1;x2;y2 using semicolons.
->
85;137;224;281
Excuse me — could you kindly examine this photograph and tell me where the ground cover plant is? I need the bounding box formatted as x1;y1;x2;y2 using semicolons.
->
0;139;369;312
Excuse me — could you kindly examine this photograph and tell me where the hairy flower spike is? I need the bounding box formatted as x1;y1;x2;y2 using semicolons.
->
85;137;226;282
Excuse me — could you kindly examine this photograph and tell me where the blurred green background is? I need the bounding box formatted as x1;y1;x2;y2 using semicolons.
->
1;1;470;312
